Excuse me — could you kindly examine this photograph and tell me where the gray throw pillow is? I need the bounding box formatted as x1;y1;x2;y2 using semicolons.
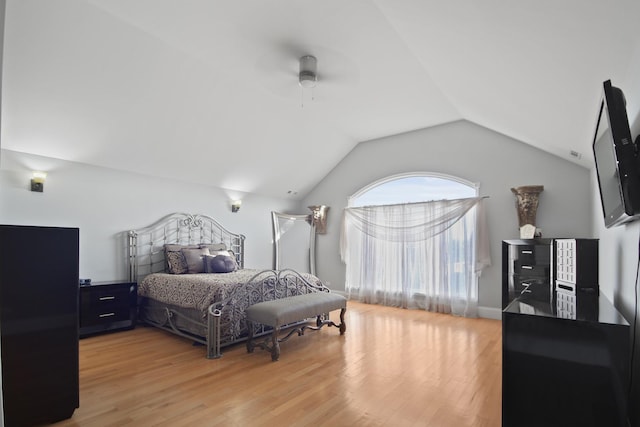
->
181;247;210;273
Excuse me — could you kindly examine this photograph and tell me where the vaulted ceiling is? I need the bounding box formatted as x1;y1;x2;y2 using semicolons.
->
2;1;639;198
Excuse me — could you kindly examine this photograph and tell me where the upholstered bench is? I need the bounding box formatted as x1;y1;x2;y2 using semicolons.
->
245;292;347;361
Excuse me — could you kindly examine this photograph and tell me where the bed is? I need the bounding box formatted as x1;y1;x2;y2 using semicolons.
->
127;212;330;359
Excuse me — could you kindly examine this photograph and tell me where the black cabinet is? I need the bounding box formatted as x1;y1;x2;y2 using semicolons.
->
502;238;629;426
502;295;630;426
80;281;137;337
0;225;79;426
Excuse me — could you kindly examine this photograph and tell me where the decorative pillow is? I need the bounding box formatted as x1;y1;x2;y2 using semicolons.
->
164;244;199;274
181;247;210;273
165;251;188;274
204;252;238;273
199;243;227;252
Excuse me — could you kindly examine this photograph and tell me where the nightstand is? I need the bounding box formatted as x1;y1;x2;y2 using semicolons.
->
79;281;137;337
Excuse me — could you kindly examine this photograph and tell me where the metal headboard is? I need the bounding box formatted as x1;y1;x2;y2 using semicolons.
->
128;213;245;284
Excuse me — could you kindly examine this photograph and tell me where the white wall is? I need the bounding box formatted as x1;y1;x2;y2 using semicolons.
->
0;149;302;281
593;52;640;425
303;120;593;312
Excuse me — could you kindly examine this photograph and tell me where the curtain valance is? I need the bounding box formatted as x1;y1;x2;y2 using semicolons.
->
341;197;490;272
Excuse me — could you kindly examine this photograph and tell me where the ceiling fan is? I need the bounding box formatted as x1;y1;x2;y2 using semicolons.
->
253;42;358;100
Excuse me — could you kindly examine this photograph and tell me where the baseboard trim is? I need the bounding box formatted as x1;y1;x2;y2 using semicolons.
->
478;306;501;320
337;292;502;320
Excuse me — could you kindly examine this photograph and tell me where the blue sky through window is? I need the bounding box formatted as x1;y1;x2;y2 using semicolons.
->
351;175;476;207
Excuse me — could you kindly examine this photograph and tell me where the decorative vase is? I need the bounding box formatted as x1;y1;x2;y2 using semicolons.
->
510;185;544;239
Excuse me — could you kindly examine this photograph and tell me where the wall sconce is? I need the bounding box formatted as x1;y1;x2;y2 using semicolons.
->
30;171;47;192
231;200;242;213
309;205;329;234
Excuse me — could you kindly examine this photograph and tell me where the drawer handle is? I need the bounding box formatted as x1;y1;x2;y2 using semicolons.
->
522;250;533;254
99;312;116;318
521;266;533;270
99;296;115;301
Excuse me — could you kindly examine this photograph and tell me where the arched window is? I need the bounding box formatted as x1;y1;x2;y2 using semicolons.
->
350;172;478;207
341;173;487;317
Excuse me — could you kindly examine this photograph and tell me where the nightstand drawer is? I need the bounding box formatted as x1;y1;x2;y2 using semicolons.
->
82;286;131;308
80;305;131;327
79;281;137;337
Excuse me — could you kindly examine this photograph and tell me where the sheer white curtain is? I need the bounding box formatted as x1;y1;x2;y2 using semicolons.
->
340;197;490;317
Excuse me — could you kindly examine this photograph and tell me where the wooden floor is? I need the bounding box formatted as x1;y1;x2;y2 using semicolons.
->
56;301;502;427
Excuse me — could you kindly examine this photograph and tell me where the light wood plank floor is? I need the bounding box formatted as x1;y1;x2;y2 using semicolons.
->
55;301;502;427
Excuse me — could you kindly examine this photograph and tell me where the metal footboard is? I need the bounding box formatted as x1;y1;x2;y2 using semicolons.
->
205;268;330;359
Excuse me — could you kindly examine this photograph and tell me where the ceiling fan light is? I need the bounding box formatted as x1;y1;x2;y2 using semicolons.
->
299;55;317;88
299;71;317;88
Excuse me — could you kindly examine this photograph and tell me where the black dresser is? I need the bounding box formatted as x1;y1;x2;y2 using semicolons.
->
0;225;79;426
503;294;630;426
502;239;629;426
80;281;137;337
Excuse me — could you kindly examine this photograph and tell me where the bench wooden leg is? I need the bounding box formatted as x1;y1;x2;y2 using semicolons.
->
247;305;346;362
271;327;281;361
246;320;255;353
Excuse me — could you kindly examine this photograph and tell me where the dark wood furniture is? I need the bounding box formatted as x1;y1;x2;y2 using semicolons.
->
503;294;630;426
80;281;137;337
502;239;629;426
0;225;79;426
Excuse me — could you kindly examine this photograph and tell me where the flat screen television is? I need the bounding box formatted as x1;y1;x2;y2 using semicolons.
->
592;80;640;228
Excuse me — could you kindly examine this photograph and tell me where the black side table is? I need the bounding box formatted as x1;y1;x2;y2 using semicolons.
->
80;281;137;337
